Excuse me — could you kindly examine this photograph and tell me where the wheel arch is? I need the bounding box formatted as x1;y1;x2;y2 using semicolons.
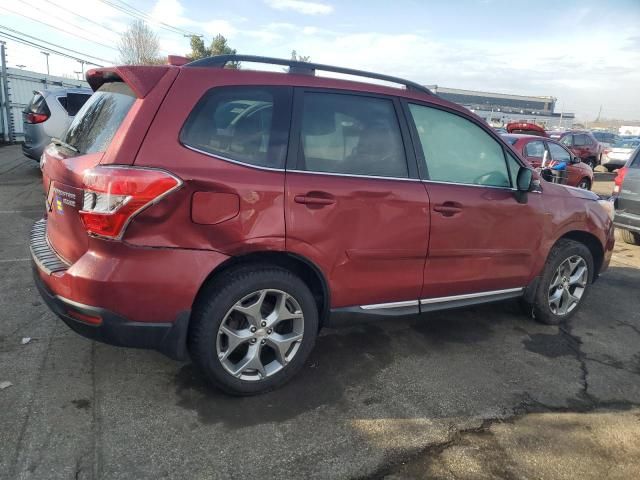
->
192;251;331;328
557;230;604;279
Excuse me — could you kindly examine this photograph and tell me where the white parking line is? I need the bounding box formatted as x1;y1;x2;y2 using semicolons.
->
0;258;30;263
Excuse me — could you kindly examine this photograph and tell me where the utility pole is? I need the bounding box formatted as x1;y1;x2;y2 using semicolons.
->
595;105;602;123
41;51;50;76
1;41;14;143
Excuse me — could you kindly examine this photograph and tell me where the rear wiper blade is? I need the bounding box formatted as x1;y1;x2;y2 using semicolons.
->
51;137;79;153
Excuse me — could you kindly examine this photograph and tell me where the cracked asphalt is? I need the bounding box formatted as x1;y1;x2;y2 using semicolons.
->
1;144;639;479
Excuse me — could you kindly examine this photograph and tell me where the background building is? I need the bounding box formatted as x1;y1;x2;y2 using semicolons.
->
427;85;575;129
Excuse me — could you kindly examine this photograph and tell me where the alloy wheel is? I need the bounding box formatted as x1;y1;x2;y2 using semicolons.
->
547;255;588;316
216;289;304;381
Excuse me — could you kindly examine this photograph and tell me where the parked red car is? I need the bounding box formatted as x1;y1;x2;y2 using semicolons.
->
32;56;615;394
502;134;594;189
506;122;548;137
551;131;603;169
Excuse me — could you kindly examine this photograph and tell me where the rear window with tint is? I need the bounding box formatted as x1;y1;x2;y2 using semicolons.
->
25;92;50;116
63;83;135;155
180;86;291;169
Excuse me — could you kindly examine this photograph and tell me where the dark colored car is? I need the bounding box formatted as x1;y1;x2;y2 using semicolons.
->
22;88;92;161
555;131;603;169
613;146;640;245
592;131;619;148
502;134;594;189
32;56;615;395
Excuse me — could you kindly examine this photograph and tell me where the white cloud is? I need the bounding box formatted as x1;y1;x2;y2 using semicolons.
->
264;0;333;15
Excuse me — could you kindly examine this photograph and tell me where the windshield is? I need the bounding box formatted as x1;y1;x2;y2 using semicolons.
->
62;82;135;155
613;139;640;149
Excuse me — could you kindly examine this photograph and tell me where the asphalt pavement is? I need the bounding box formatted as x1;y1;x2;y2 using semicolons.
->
1;145;639;480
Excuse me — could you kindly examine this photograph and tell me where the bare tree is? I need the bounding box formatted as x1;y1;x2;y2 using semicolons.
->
118;20;163;65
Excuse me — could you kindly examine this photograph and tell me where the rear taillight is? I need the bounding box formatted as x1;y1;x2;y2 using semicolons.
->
613;166;628;194
80;166;181;239
25;112;49;124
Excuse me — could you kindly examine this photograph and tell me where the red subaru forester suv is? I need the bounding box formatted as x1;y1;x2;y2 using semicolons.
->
32;55;615;395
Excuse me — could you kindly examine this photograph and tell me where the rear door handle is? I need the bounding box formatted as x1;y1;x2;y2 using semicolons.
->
294;194;335;206
433;202;462;217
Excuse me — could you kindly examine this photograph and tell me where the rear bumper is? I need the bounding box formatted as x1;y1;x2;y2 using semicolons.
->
21;142;44;161
601;158;628;168
30;219;230;359
34;269;189;359
614;211;640;234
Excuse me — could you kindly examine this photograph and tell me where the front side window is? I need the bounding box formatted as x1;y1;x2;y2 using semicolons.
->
297;92;408;178
548;142;571;163
408;103;510;188
181;87;291;169
524;140;546;158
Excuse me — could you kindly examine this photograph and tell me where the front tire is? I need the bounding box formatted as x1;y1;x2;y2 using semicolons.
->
525;239;594;325
621;229;640;246
188;267;319;395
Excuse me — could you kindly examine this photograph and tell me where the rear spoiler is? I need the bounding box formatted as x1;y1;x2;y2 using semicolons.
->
85;65;177;98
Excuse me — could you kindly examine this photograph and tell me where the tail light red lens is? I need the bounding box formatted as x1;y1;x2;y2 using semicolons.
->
25;112;49;124
80;166;182;239
613;166;627;194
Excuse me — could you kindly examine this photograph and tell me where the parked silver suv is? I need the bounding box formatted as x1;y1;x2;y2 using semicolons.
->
22;87;92;161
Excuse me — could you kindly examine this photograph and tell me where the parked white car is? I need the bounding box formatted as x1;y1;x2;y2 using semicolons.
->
601;138;640;172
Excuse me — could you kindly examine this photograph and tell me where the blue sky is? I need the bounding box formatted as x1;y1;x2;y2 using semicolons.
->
1;0;639;120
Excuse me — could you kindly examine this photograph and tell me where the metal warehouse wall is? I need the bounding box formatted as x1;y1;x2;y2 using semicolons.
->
1;67;89;142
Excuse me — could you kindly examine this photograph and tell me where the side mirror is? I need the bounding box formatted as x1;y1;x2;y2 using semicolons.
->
571;155;581;164
517;167;533;191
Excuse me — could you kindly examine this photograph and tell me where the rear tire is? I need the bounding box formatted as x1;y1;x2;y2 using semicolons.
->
524;239;594;325
188;267;319;395
621;229;640;246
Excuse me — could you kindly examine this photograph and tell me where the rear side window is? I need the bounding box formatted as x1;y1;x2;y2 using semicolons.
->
297;92;408;178
57;96;68;111
67;93;92;116
524;140;545;158
573;134;588;146
25;92;50;116
180;86;291;169
408;103;510;188
560;135;572;146
63;83;136;154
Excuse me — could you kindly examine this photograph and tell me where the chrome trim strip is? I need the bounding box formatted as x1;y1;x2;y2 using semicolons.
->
288;169;420;182
182;144;286;172
421;179;517;191
360;299;420;310
420;287;524;305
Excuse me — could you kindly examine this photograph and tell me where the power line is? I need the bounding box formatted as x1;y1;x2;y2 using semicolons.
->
0;6;119;52
98;0;201;37
42;0;124;37
0;24;113;64
0;30;105;67
41;0;171;56
19;0;120;44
